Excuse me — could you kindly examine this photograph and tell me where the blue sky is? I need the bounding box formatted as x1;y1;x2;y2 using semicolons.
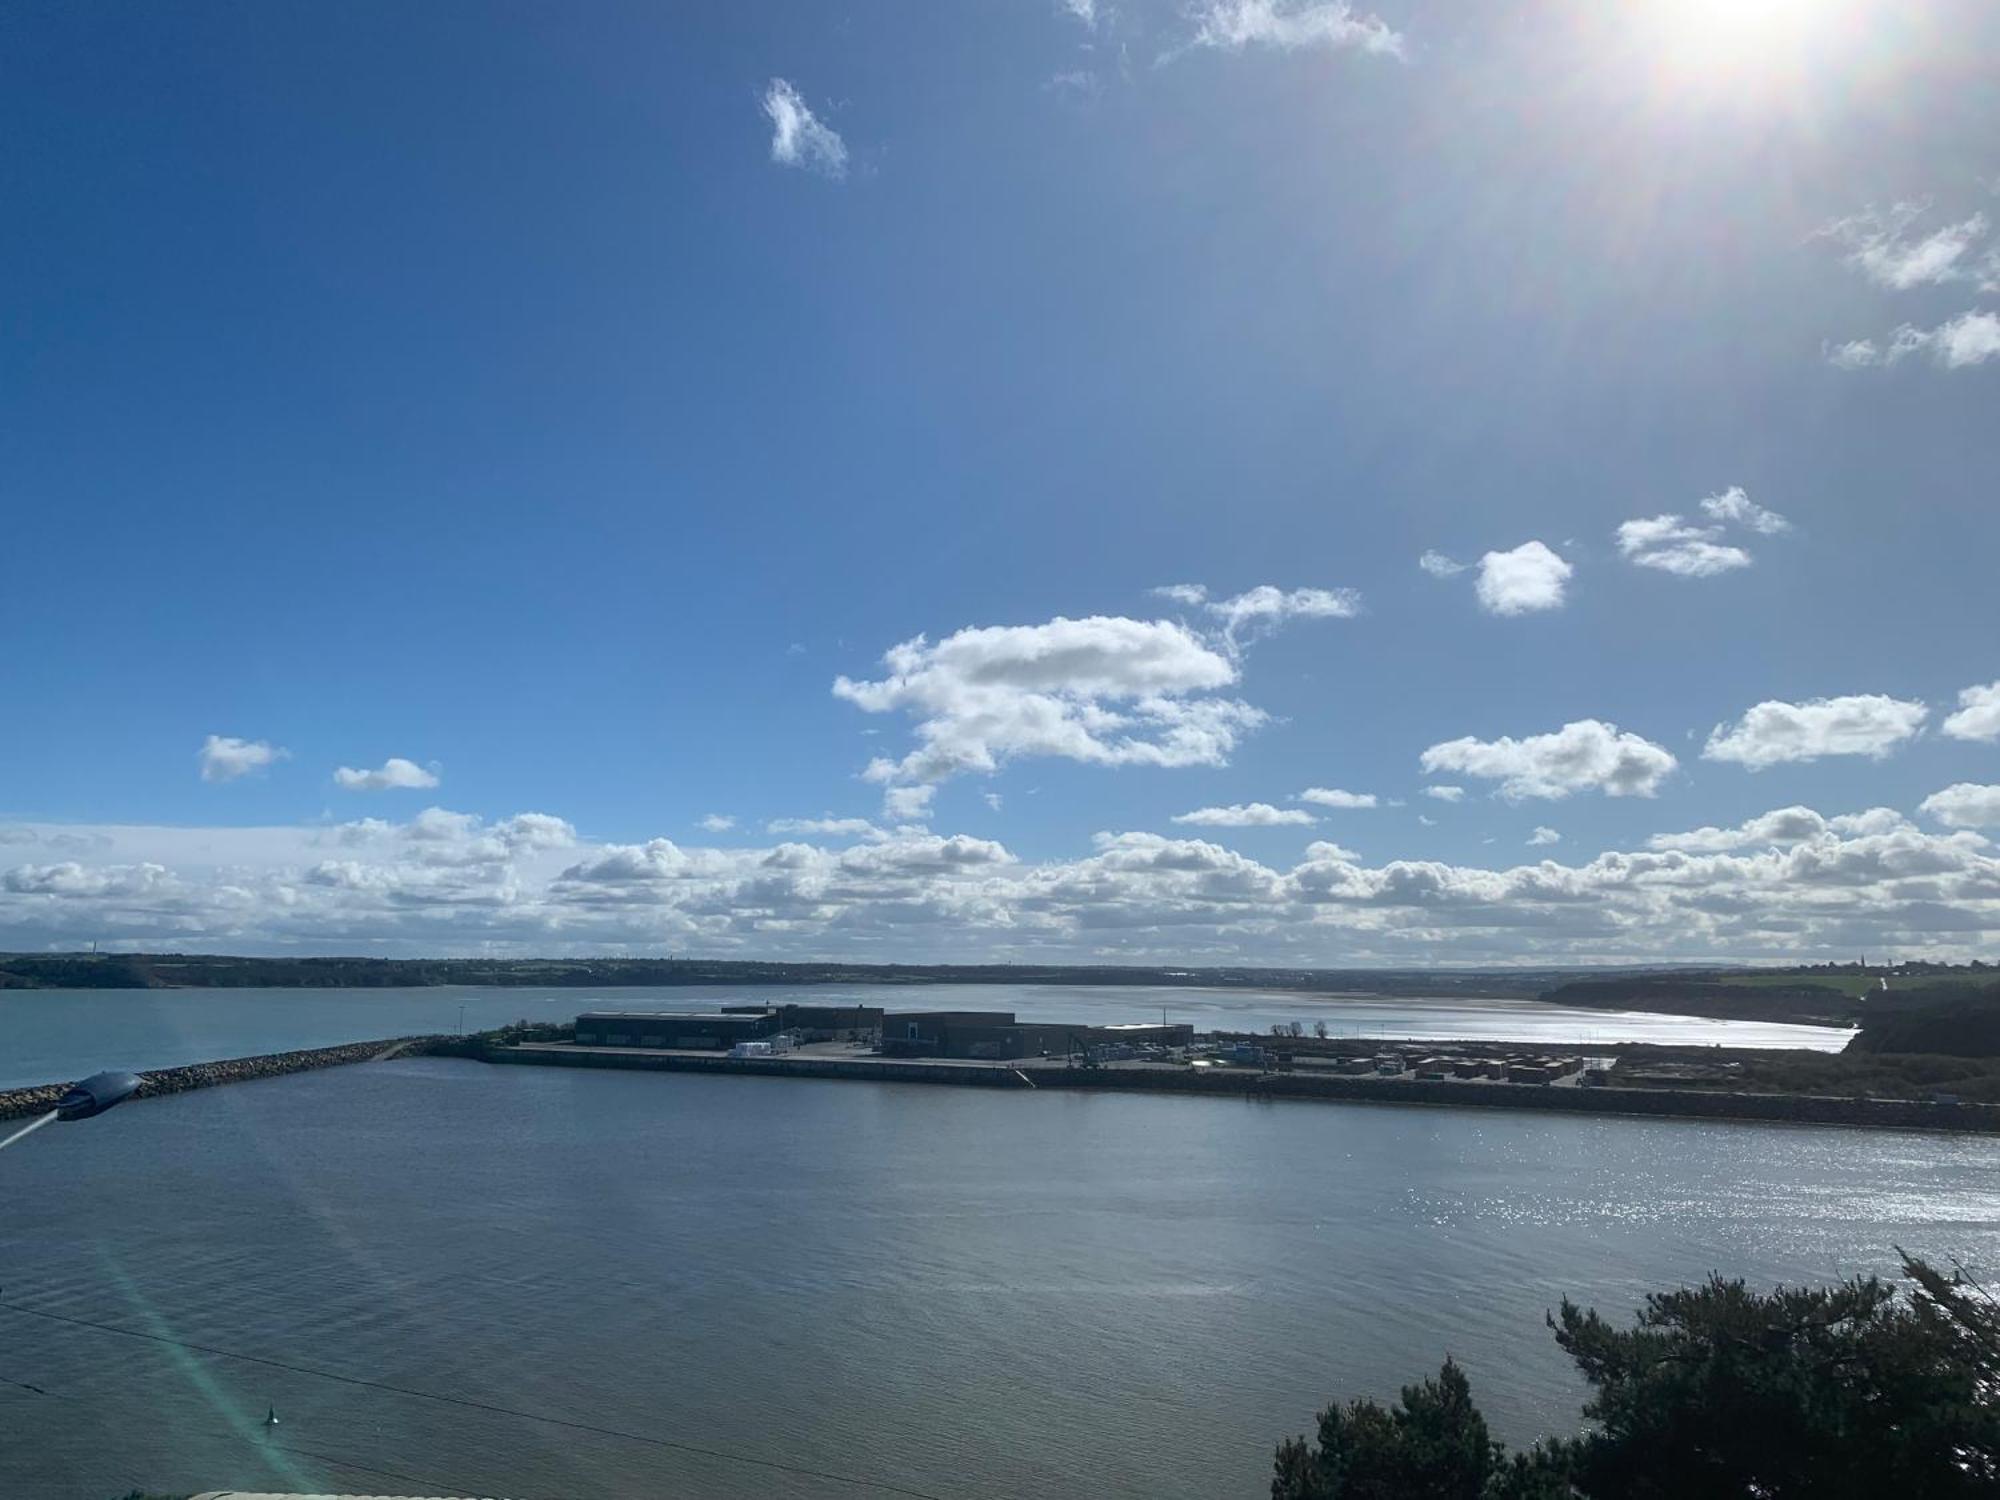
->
2;0;1997;962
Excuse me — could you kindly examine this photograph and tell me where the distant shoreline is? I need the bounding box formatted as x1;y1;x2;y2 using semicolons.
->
0;953;1872;1029
0;951;1553;998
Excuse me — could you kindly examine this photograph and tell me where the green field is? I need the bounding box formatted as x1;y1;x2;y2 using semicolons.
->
1717;971;1883;998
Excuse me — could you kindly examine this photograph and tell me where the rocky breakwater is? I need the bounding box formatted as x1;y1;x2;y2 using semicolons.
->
0;1036;447;1122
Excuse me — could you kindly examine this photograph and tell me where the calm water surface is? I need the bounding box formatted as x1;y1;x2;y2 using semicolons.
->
0;982;1848;1088
1;1057;1991;1499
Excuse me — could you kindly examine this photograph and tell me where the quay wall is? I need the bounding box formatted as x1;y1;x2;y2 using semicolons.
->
487;1044;2000;1134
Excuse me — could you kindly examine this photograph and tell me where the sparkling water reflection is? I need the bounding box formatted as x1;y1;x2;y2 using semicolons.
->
2;1057;1992;1499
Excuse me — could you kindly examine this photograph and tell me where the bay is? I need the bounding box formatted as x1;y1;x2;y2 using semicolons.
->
1;1056;1990;1499
0;982;1848;1090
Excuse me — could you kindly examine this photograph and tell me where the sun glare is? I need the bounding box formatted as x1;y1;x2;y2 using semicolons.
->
1633;0;1866;90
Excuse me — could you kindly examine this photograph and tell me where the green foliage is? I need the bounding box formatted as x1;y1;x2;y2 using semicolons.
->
1272;1359;1507;1499
1274;1254;2000;1499
1849;980;2000;1057
1616;1044;2000;1102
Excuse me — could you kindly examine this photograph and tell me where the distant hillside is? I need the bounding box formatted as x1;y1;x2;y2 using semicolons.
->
1538;975;1866;1026
1847;980;2000;1057
0;951;1550;997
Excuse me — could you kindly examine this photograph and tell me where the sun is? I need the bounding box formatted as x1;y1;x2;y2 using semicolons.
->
1633;0;1864;86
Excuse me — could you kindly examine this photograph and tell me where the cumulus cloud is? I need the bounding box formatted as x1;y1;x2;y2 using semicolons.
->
697;814;737;833
1475;541;1572;615
1181;0;1406;58
1421;720;1678;800
1830;311;2000;370
1922;784;2000;830
199;735;288;783
1528;827;1561;847
1172;803;1317;827
1821;202;1989;290
1299;787;1376;809
1615;515;1752;577
762;79;847;178
1648;806;1843;853
1943;682;2000;743
882;784;937;823
1699;486;1791;535
1702;695;1928;769
10;791;1999;963
1615;490;1788;578
767;816;880;839
333;757;440;792
497;813;577;851
1423;785;1466;803
835;615;1264;789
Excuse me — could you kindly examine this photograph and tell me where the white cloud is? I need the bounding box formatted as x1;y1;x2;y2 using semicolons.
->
762;79;847;179
1418;550;1466;578
983;792;1004;813
12;791;2000;963
1423;785;1466;803
1182;0;1406;59
333;757;440;792
1943;682;2000;743
767;816;880;839
1921;784;2000;831
497;813;577;851
1615;489;1789;576
1475;541;1572;615
199;735;288;783
1299;787;1376;809
882;784;937;823
1648;805;1841;853
1614;514;1752;578
1698;486;1791;535
1152;582;1362;648
697;814;737;833
1826;338;1884;370
1057;0;1096;24
1172;802;1318;827
1201;584;1361;647
1416;814;1436;826
1703;695;1928;769
1822;202;1989;290
1421;719;1679;800
1527;826;1561;847
835;614;1264;787
1830;310;2000;370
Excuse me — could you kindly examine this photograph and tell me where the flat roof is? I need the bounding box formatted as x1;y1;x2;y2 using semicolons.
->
577;1011;767;1022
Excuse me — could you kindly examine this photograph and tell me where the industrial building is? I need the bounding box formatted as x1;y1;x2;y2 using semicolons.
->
719;1002;884;1042
573;1010;779;1050
879;1010;1192;1061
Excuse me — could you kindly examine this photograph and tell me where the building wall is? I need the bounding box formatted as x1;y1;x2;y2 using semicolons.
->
574;1012;777;1050
721;1003;885;1042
